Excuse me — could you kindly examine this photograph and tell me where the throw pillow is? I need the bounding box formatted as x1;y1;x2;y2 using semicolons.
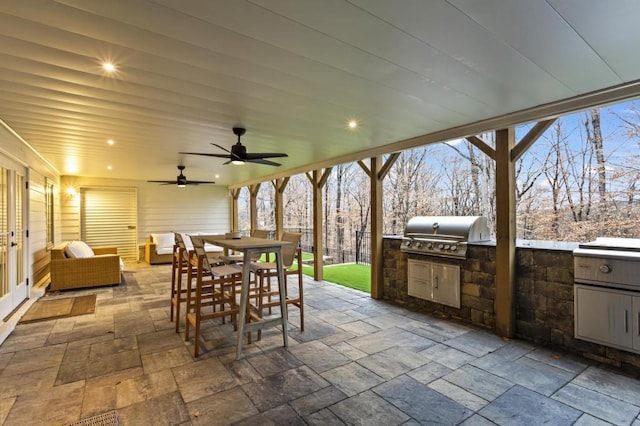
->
65;241;95;258
152;232;175;250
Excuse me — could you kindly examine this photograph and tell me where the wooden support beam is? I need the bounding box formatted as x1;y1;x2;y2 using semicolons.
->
494;127;516;337
230;188;241;232
359;154;399;299
306;168;332;281
378;152;400;180
249;183;260;233
272;177;289;238
511;118;556;162
357;160;371;178
466;135;496;160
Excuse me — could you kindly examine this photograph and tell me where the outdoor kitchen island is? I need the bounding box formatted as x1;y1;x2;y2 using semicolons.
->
382;236;640;373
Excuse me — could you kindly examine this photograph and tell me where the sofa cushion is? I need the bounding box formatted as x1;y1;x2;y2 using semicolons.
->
65;241;95;258
155;247;174;255
152;232;175;250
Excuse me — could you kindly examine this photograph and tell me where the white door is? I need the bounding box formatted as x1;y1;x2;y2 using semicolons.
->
80;187;138;260
432;263;460;308
574;285;631;349
0;164;28;320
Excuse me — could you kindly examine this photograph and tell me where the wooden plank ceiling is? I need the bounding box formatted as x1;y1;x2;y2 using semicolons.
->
0;0;638;186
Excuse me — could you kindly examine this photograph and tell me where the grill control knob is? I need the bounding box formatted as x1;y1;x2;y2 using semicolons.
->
438;244;444;249
599;264;612;273
444;244;450;250
427;242;433;248
416;242;423;248
450;245;457;251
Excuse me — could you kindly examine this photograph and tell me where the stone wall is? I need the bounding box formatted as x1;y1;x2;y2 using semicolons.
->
382;239;496;329
382;237;640;372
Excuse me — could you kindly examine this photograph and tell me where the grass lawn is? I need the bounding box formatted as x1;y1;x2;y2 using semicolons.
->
293;259;371;293
263;251;371;293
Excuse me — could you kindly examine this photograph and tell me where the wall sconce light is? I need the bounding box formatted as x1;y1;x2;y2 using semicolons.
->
65;187;78;197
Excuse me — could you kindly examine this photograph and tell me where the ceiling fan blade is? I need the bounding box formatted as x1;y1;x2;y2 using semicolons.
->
186;180;216;184
211;143;232;154
179;151;231;159
244;152;288;160
147;180;175;184
246;158;282;167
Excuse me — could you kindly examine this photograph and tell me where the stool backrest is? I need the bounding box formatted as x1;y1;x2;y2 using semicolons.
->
190;236;213;274
250;229;270;261
251;229;269;239
280;232;302;268
174;232;190;262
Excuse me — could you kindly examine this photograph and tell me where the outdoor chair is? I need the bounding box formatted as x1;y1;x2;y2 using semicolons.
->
184;236;242;357
249;231;304;339
170;233;194;333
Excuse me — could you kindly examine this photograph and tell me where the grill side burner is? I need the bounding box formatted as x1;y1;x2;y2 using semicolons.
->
573;238;640;291
401;216;491;258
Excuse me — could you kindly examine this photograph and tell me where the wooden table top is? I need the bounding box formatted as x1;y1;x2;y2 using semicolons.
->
198;235;291;250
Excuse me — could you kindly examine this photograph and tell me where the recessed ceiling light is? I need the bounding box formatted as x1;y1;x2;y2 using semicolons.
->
215;174;220;179
107;139;115;145
102;62;116;73
107;165;112;170
348;120;358;129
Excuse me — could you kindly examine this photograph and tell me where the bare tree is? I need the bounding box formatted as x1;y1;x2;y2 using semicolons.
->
384;148;427;234
585;109;607;201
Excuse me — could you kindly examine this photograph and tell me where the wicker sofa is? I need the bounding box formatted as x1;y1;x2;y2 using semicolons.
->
144;233;175;265
49;242;122;291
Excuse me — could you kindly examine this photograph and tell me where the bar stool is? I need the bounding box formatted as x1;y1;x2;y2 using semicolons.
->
250;232;304;338
184;236;242;357
170;233;192;333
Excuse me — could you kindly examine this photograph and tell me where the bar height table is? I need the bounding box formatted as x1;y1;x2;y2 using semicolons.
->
199;235;291;359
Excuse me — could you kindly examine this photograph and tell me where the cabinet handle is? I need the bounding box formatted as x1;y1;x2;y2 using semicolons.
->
624;310;629;333
638;312;640;336
434;276;438;289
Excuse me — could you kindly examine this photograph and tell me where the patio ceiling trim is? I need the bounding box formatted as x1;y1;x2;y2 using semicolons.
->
229;79;640;189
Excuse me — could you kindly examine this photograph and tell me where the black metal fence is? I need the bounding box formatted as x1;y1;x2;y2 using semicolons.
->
283;228;371;266
242;228;372;265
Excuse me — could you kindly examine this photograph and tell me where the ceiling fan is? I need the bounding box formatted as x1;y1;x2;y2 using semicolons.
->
147;165;215;187
180;127;288;166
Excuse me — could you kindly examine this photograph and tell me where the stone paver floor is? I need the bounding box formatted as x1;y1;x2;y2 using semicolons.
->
1;261;640;425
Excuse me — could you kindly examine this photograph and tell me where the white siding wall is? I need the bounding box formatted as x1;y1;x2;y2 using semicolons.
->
28;171;49;287
60;176;230;247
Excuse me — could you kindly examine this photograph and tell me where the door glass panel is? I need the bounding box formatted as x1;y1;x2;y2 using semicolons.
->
0;168;6;298
15;173;24;285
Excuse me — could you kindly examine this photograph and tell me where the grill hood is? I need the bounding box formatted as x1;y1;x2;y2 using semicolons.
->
404;216;491;242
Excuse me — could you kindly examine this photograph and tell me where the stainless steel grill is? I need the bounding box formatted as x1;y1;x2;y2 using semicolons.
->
401;216;491;259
